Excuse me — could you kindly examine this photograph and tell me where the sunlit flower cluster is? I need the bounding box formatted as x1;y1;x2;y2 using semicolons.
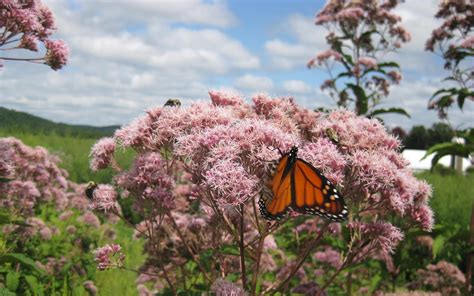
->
90;90;433;294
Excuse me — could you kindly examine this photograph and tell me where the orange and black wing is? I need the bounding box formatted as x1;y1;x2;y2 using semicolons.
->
291;159;348;222
259;155;292;220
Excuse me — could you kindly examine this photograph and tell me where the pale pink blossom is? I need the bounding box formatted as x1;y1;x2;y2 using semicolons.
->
336;7;364;23
460;35;474;49
83;280;98;296
78;211;100;228
93;244;125;270
90;137;116;171
358;57;378;69
89;184;117;212
210;278;246;296
314;247;342;268
349;221;404;254
209;90;244;106
308;49;343;68
43;39;69;70
39;226;52;240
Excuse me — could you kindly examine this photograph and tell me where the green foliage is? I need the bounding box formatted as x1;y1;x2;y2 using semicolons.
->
368;108;410;119
404;123;455;150
422;128;474;170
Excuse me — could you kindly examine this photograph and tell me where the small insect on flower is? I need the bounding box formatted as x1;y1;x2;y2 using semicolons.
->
259;146;348;222
85;181;97;200
325;128;340;145
164;98;181;107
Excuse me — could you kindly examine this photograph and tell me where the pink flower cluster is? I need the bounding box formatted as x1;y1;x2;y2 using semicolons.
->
93;244;125;270
307;49;342;68
90;91;434;293
89;184;118;212
315;0;409;46
0;137;69;215
0;137;104;235
425;0;473;52
0;0;69;70
409;261;466;295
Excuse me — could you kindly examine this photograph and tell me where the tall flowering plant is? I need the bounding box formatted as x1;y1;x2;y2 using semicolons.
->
0;0;69;70
423;0;473;169
90;91;433;295
308;0;410;118
426;0;473;119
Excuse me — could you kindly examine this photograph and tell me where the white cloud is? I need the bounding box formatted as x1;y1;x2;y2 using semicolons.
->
282;80;312;94
264;14;327;70
234;74;274;91
0;0;259;126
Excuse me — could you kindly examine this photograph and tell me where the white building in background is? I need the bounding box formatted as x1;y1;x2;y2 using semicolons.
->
402;149;472;172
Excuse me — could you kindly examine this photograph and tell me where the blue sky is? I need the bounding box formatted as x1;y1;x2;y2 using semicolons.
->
0;0;472;130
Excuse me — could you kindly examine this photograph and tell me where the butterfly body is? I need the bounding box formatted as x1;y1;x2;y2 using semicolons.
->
259;146;348;222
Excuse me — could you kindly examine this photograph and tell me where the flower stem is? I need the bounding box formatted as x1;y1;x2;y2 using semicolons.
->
267;222;329;294
239;204;247;290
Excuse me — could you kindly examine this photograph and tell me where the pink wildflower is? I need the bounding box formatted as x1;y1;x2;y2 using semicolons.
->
78;211;100;228
349;221;404;254
358;57;378;69
460;35;474;49
210;278;246;296
308;49;343;68
90;137;116;171
314;247;342;268
89;184;117;212
336;7;364;23
39;226;52;240
209;90;244;106
83;280;98;296
93;244;125;270
44;39;69;70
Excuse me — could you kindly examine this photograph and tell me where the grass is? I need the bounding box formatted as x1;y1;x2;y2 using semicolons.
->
94;222;146;296
0;130;134;184
417;171;474;226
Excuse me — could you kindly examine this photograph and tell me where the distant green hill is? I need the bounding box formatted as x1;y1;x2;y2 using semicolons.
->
0;107;120;138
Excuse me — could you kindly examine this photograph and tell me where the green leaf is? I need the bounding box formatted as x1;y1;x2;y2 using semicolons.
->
369;273;383;292
437;95;453;108
456;88;472;110
24;274;44;296
430;88;457;100
0;288;16;296
335;71;351;81
433;235;445;258
368;107;410;118
421;141;473;168
219;245;240;256
377;62;400;69
6;271;20;291
0;253;45;276
347;83;368;115
0;178;13;183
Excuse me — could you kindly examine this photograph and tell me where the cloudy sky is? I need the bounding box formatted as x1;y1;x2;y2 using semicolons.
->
0;0;472;130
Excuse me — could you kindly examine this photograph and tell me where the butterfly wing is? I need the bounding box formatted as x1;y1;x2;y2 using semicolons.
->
291;159;348;222
259;155;292;220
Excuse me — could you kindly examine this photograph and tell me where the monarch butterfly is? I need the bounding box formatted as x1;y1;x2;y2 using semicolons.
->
259;146;348;222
